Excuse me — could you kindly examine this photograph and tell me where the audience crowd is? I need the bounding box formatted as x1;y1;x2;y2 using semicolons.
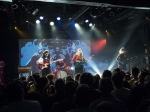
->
0;67;150;112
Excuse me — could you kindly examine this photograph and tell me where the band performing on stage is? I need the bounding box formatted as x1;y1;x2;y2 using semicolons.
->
36;48;90;78
36;47;146;78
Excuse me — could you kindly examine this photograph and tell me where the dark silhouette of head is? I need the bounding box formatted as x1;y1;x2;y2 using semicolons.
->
112;72;124;89
32;72;40;83
139;69;150;85
36;77;49;91
79;72;94;87
55;79;65;92
46;73;54;82
74;84;91;107
102;70;112;78
28;91;42;104
99;78;113;95
74;73;81;82
65;75;74;84
65;81;76;97
5;82;24;102
92;74;100;89
113;67;121;73
131;67;140;77
124;72;131;81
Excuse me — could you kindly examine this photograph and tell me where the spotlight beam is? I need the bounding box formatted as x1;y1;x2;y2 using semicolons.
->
63;6;90;29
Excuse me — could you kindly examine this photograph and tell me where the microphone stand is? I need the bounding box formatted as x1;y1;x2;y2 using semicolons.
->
127;56;138;71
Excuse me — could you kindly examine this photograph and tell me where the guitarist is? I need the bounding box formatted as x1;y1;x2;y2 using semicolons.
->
36;50;53;77
72;48;85;74
116;47;127;71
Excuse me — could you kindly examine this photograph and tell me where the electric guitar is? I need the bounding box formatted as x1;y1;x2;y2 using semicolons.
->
38;59;62;70
74;55;94;68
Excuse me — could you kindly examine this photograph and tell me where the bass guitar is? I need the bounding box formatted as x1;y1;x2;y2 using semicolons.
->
38;59;62;70
74;55;94;68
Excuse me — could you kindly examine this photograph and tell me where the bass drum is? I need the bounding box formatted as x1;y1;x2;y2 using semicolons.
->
57;71;67;79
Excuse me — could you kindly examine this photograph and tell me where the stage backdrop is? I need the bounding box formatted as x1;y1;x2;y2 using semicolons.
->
19;39;91;74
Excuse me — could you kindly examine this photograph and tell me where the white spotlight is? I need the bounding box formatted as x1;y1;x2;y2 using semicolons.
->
39;16;44;20
89;23;92;26
75;23;79;27
50;22;54;26
36;20;40;24
85;19;89;23
71;66;74;70
57;17;61;20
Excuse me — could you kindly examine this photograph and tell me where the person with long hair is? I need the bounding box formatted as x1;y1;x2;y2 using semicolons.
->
116;47;127;71
72;48;85;74
36;50;53;77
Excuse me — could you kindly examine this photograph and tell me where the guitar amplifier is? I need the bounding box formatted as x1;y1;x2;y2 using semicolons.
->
18;66;32;78
18;66;32;72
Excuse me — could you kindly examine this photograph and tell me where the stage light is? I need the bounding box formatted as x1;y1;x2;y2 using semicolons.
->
69;18;72;20
71;66;74;70
50;21;54;26
57;17;61;20
32;9;39;15
39;16;44;20
15;27;17;29
106;30;108;32
36;20;40;24
26;21;28;22
75;23;79;27
85;19;89;23
89;23;92;26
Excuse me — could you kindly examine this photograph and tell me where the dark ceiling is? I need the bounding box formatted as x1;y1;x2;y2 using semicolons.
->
0;0;150;32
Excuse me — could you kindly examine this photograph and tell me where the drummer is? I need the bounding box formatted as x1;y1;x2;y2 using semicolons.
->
56;59;66;71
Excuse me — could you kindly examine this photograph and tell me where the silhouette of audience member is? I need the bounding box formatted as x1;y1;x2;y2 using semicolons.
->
52;81;77;112
127;69;150;112
74;73;81;82
65;75;74;84
111;72;130;104
95;101;117;112
92;74;100;89
0;82;42;112
32;72;40;84
27;76;36;92
128;67;140;88
46;73;55;86
90;77;128;112
135;75;150;112
48;79;65;110
69;84;95;112
122;72;131;89
79;72;102;103
35;77;50;110
102;70;112;78
112;67;121;73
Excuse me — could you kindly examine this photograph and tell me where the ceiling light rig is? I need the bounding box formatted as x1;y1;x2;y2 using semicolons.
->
19;1;30;14
90;7;101;19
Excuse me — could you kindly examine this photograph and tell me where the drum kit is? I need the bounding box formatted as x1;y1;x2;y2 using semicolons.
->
52;65;71;81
